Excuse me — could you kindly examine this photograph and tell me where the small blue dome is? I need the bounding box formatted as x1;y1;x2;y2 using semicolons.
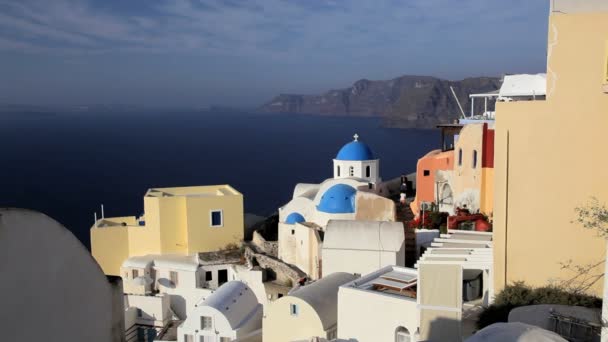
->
336;139;375;161
317;184;357;214
285;212;305;224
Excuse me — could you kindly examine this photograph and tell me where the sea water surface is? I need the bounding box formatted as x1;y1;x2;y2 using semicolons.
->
0;111;439;248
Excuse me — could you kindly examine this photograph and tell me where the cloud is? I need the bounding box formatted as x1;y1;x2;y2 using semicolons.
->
0;0;546;60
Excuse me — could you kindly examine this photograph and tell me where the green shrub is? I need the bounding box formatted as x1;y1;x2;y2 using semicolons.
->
477;281;602;329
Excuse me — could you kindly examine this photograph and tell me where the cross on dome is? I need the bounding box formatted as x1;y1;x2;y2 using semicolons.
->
353;133;359;141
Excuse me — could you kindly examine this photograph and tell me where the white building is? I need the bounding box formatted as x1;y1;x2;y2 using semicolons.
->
0;208;124;342
278;135;396;279
322;220;406;277
415;230;494;340
338;266;419;342
121;251;269;328
178;281;263;342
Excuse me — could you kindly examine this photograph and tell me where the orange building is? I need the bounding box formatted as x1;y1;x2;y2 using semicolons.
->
410;125;458;215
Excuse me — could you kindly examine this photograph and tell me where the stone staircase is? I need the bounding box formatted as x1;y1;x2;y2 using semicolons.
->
396;200;418;267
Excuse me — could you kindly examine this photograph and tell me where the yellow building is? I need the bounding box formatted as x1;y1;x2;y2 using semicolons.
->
493;1;608;296
91;185;244;276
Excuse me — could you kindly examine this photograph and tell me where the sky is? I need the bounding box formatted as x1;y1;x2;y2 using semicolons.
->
0;0;549;107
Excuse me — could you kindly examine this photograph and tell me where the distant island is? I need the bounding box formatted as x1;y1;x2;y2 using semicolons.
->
259;75;501;128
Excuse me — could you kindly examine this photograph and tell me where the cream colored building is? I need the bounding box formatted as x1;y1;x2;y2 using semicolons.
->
493;0;608;296
416;231;494;341
322;220;405;277
263;272;357;342
337;266;419;342
91;185;244;276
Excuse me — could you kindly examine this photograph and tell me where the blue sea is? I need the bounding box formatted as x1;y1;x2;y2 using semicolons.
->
0;111;439;248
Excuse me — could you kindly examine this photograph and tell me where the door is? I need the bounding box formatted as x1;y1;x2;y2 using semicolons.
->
218;269;228;286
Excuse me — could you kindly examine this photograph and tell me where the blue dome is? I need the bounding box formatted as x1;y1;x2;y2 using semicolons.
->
285;212;305;224
336;140;375;161
316;184;357;214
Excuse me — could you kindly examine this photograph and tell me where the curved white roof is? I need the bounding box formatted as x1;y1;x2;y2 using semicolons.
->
466;322;567;342
198;281;259;329
290;272;357;330
323;220;405;252
121;255;155;269
153;254;199;271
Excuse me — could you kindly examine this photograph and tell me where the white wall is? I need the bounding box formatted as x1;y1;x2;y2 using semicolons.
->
322;249;402;277
333;160;380;183
155;266;212;319
124;293;171;327
338;286;419;342
278;222;322;279
0;209;116;342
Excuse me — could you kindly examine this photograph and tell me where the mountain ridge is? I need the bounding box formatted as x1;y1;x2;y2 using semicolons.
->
259;75;502;128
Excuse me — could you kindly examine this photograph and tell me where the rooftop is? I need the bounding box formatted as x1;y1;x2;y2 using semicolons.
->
145;185;241;198
343;265;418;299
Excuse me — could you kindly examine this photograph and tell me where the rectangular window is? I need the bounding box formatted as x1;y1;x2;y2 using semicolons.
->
423;170;430;176
604;40;608;83
136;308;143;318
184;334;194;342
290;304;299;316
210;210;223;227
170;271;178;286
205;271;213;281
201;316;212;330
132;269;139;279
458;148;463;166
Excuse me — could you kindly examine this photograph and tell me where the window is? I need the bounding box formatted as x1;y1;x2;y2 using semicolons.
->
201;316;213;330
290;304;299;316
184;334;194;342
458;148;463;166
423;170;430;176
210;210;223;227
205;271;212;281
349;166;354;176
291;229;295;235
472;150;478;169
219;338;232;342
336;165;340;177
605;40;608;83
170;271;178;286
365;165;371;177
136;308;143;318
132;269;139;279
278;293;284;298
395;327;411;342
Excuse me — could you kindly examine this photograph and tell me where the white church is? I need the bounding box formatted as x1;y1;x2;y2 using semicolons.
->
277;134;397;279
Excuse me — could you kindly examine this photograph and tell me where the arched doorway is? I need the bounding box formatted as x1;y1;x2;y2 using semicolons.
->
395;326;411;342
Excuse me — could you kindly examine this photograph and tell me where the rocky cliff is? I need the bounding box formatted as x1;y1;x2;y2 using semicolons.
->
259;75;501;128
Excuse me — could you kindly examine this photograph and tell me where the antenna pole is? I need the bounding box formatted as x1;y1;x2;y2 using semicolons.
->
450;86;466;119
101;204;105;219
94;212;98;227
